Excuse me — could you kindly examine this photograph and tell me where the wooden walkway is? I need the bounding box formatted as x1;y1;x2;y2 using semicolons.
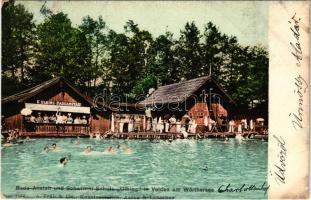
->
18;131;268;140
106;131;267;140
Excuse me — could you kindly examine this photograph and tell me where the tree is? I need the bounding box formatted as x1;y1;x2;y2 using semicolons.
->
1;3;268;108
33;12;92;87
202;22;228;82
150;31;179;85
2;0;36;84
105;30;131;96
79;15;107;88
130;74;157;98
175;22;202;80
124;20;154;80
105;20;154;98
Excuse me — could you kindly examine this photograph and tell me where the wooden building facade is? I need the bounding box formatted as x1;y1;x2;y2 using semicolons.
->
140;76;236;132
2;77;110;136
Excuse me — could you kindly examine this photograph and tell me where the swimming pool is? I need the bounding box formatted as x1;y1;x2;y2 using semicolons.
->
1;138;268;199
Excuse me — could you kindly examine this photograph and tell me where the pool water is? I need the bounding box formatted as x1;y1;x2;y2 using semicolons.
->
1;138;268;199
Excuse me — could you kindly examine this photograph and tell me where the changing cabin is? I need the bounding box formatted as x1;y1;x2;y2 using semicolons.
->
139;76;236;133
1;77;110;137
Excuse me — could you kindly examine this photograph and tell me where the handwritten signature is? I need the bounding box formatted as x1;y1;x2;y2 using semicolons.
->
289;13;302;67
218;182;269;195
289;75;308;130
288;13;308;130
271;135;286;185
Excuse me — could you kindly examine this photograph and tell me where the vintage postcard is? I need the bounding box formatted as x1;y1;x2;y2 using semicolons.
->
0;1;309;199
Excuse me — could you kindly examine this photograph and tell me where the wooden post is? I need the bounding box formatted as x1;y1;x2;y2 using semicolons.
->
20;115;23;136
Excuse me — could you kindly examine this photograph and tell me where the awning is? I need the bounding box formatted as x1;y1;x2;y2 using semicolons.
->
25;103;90;114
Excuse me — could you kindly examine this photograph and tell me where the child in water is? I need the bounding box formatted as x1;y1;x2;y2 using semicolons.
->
84;146;92;154
104;146;115;154
3;140;13;148
75;136;80;145
43;146;50;153
123;147;133;155
59;157;68;167
120;144;133;155
50;143;61;151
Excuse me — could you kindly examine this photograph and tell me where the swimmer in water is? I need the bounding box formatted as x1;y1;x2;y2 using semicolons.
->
200;165;208;171
95;133;101;140
75;136;80;145
59;157;68;167
50;143;61;151
104;146;115;154
123;147;133;155
44;146;50;153
84;146;92;154
120;144;133;155
3;141;13;148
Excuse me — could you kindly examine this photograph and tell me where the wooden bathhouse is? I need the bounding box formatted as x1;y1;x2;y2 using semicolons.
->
140;76;236;132
1;77;110;136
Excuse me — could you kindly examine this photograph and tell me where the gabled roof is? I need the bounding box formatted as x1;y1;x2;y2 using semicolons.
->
140;76;235;105
2;77;94;106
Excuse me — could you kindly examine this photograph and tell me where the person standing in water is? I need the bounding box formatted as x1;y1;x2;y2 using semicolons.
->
3;140;13;148
50;143;61;151
75;136;80;145
84;146;92;154
104;146;115;154
121;145;133;155
59;157;68;167
43;146;50;153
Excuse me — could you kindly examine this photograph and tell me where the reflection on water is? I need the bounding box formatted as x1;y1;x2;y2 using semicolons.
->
2;138;267;199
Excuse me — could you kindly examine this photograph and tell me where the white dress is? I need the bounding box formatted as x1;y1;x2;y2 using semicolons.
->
56;114;62;124
187;120;192;132
152;118;157;132
242;119;247;129
128;120;134;132
250;120;254;131
157;118;164;133
176;121;181;133
165;122;169;132
191;120;197;134
181;127;188;138
204;116;208;127
119;120;124;133
229;120;235;133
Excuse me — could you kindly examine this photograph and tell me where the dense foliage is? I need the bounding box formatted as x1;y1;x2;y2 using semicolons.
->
2;1;268;109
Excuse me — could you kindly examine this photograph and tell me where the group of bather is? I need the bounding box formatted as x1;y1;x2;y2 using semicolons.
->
115;114;266;134
42;138;133;167
1;129;32;147
115;115;197;134
25;112;88;124
82;144;133;155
